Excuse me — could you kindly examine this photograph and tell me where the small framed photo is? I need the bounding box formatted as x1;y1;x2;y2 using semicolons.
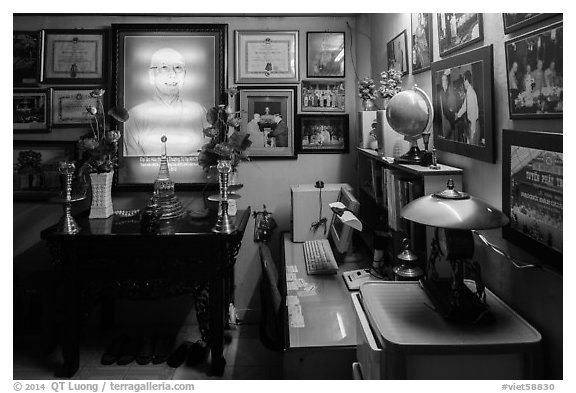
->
505;22;562;120
235;31;299;83
437;13;483;57
431;45;495;163
13;88;51;133
296;114;349;154
503;13;560;35
502;129;562;271
301;80;345;113
387;30;408;76
411;13;433;74
42;29;106;84
14;31;42;86
306;32;345;78
13;140;77;200
51;87;101;128
238;86;297;159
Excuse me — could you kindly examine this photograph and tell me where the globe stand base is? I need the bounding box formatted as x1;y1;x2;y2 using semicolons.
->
395;145;426;165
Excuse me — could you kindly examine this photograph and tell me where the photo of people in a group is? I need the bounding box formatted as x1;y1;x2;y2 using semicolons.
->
509;146;562;254
506;25;562;117
122;36;216;157
300;118;346;151
246;101;289;149
434;61;485;147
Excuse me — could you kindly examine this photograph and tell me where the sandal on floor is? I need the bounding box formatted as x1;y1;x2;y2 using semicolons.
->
101;336;123;366
136;336;154;366
166;341;194;368
186;340;209;366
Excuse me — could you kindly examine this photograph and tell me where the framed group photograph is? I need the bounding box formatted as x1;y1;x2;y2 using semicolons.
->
431;45;495;163
14;88;51;133
238;86;297;159
235;31;299;84
505;22;562;120
301;80;345;113
502;129;562;271
503;13;559;35
14;31;42;86
387;30;408;76
13;140;77;200
411;13;433;74
296;114;349;154
306;32;345;78
437;13;483;57
51;87;100;128
112;23;228;189
42;29;106;84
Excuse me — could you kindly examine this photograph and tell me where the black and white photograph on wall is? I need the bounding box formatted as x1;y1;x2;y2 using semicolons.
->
387;30;408;76
296;114;349;154
301;80;345;112
411;13;432;74
13;31;41;86
13;89;50;132
505;22;562;120
437;13;483;57
503;13;559;34
239;86;296;158
306;32;345;78
112;24;227;187
502;129;562;270
431;45;494;163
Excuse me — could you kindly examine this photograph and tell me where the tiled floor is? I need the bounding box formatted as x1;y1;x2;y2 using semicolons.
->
14;299;283;380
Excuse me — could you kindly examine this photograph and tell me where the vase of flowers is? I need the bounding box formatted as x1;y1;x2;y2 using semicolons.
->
77;89;128;219
378;68;403;105
358;77;377;111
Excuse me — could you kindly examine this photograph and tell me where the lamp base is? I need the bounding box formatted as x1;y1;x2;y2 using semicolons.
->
420;278;492;324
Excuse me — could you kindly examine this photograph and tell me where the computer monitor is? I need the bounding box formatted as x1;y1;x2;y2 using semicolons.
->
329;187;360;255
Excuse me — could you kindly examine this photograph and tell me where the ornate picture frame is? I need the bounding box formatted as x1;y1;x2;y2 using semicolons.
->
112;23;228;189
238;86;297;159
51;87;101;128
235;30;299;84
437;13;483;57
431;45;495;163
502;129;562;271
306;32;345;78
42;29;106;84
296;114;349;154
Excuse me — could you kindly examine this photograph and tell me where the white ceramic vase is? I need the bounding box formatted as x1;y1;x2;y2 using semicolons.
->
89;171;114;219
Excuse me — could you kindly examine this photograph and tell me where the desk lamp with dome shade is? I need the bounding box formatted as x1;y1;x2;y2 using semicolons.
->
401;179;510;323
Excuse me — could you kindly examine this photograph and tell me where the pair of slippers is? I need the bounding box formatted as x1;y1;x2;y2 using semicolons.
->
166;340;208;368
101;335;173;366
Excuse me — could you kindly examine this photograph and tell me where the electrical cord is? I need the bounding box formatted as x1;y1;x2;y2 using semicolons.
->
472;230;536;269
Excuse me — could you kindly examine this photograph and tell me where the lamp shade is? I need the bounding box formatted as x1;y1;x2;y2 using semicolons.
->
400;180;509;230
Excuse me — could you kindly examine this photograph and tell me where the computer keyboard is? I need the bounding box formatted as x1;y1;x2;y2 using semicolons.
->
303;239;339;275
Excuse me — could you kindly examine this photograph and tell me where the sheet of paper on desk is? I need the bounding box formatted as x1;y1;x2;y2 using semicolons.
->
286;295;300;306
288;304;305;328
287;281;299;291
286;272;297;281
286;265;298;273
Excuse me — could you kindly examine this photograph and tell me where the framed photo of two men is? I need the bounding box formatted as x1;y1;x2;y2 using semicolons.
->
505;22;562;120
111;24;227;189
431;45;495;163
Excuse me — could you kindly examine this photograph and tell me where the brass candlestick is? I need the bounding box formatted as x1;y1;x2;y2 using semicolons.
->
54;161;85;235
210;160;238;234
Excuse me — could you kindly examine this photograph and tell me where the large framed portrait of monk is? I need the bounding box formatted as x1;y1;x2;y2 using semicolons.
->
112;24;227;189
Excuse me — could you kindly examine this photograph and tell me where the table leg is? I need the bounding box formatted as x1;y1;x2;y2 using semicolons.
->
56;259;80;378
208;275;226;376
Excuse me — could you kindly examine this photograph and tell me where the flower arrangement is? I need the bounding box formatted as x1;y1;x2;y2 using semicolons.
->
16;150;42;174
378;68;403;99
358;77;377;101
198;87;252;171
77;89;128;177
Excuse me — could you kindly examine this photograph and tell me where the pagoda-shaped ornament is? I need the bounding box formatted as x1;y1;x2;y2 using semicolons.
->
152;135;185;220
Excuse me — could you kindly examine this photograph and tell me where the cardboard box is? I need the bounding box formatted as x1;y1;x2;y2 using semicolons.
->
290;183;352;242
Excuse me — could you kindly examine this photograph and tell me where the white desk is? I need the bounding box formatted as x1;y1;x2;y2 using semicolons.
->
281;233;369;379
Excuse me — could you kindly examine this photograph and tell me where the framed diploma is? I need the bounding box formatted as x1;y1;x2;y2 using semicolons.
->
235;31;299;83
13;88;51;133
42;29;106;83
51;87;101;128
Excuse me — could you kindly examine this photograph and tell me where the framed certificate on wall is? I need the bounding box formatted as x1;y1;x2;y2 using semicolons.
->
42;29;106;83
51;87;101;127
235;31;299;83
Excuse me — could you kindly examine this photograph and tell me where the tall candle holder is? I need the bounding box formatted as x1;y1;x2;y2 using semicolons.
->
209;160;240;234
53;161;86;235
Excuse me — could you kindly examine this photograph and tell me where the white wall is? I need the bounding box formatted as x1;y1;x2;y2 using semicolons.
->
13;14;359;319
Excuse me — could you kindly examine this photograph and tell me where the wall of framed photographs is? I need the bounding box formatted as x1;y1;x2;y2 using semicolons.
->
13;13;357;321
358;13;563;379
